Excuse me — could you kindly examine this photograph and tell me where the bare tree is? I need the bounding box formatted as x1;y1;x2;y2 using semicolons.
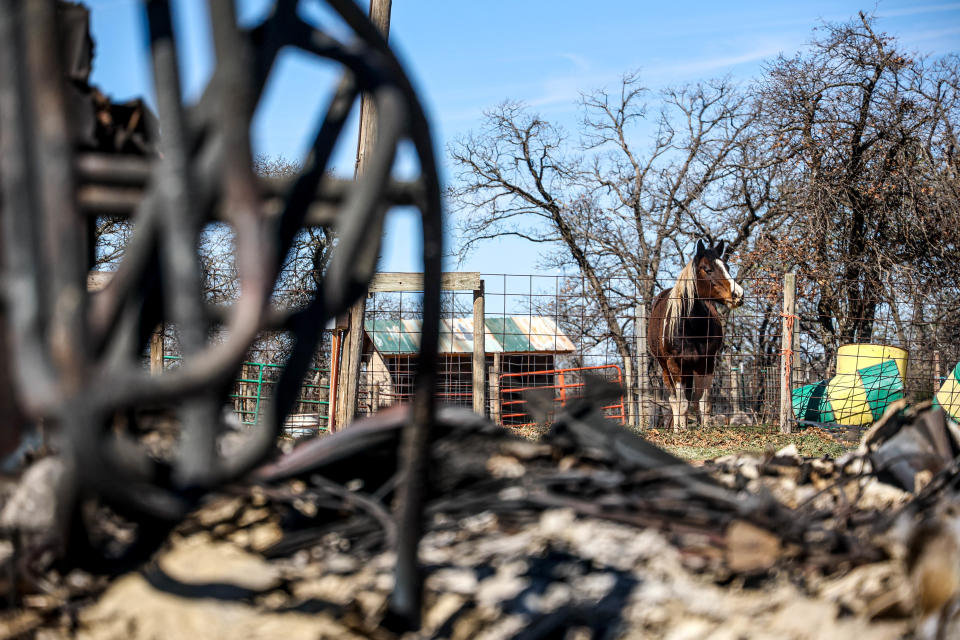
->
741;13;960;360
254;154;336;303
448;74;764;367
450;13;960;411
92;217;134;270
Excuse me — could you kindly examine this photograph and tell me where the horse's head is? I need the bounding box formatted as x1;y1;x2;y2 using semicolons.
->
693;239;743;308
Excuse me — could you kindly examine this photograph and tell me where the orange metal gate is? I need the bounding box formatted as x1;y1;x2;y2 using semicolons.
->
499;364;625;426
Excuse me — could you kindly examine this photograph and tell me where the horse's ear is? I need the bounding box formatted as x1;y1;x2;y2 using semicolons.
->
716;239;725;258
695;239;706;257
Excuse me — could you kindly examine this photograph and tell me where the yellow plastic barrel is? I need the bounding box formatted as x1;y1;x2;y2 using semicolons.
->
793;344;908;426
830;345;907;426
836;344;908;380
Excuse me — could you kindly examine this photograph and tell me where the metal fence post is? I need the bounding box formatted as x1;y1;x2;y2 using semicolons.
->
472;281;486;415
636;302;649;428
779;272;797;433
317;373;328;432
623;349;635;427
254;363;265;427
488;353;501;425
241;362;252;423
726;353;741;419
934;350;941;393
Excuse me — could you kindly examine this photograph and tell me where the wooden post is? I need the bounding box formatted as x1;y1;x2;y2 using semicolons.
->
353;0;392;178
472;281;486;415
489;353;502;425
934;350;941;393
329;329;343;431
150;326;164;375
336;0;392;431
636;303;649;428
779;272;797;433
336;297;365;429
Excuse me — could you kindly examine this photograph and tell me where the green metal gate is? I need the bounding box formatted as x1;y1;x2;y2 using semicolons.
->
163;356;330;432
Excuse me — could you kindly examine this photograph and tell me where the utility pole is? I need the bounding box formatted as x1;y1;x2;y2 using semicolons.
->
335;0;392;430
354;0;392;177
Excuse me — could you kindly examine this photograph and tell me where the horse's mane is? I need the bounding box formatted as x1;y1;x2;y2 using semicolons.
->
663;260;697;342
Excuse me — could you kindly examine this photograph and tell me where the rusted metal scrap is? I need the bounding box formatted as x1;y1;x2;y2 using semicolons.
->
0;0;442;627
58;2;158;156
250;384;884;574
861;400;960;493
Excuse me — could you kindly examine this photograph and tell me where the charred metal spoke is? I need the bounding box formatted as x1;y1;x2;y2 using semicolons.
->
146;0;219;487
275;73;358;267
0;1;65;411
24;1;88;394
324;86;406;310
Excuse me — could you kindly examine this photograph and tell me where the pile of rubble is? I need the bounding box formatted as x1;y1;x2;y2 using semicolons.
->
3;398;960;639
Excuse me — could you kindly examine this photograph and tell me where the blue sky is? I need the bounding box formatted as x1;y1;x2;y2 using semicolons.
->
85;0;960;275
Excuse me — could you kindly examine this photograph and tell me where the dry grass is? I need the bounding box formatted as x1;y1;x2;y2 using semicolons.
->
506;420;849;461
641;424;848;461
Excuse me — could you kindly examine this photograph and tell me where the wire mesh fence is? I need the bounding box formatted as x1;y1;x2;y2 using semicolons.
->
790;271;960;430
144;269;959;434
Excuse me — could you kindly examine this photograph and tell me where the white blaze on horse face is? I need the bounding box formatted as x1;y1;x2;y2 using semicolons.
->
714;258;743;306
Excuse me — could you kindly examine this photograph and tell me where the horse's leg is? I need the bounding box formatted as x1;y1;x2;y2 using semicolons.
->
659;369;677;432
674;378;689;432
690;375;704;425
694;372;714;426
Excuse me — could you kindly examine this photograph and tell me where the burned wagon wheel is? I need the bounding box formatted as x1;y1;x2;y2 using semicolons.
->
0;0;441;620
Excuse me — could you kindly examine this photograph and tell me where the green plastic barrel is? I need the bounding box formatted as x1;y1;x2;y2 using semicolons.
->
793;358;904;425
933;361;960;422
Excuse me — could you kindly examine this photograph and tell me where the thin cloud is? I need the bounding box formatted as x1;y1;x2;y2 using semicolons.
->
900;24;960;41
438;5;960;131
526;69;621;109
895;24;960;54
507;43;782;113
557;53;591;72
650;45;785;78
877;2;960;18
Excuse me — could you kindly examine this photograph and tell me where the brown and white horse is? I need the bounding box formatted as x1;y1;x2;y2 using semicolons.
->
647;239;743;431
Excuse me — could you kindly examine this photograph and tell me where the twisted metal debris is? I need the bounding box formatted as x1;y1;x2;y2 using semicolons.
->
0;0;440;626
